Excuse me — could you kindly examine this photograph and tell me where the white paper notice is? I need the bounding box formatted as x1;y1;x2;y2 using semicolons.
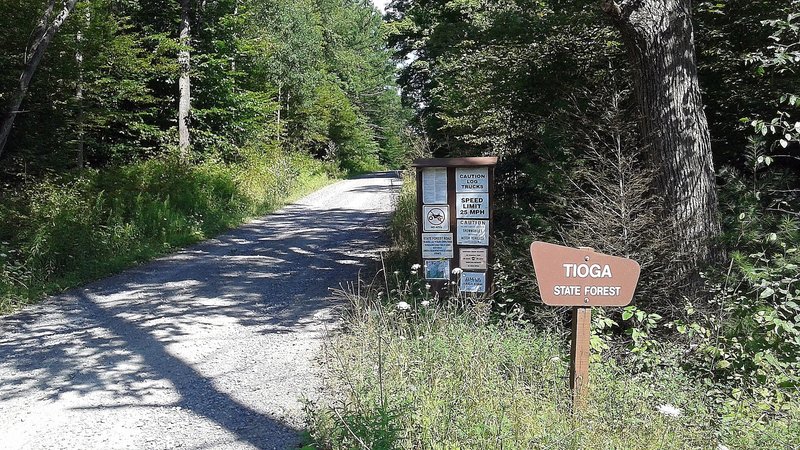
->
423;205;450;232
422;233;454;258
422;168;447;204
457;220;489;246
459;248;488;271
456;193;489;218
460;272;486;293
455;167;488;193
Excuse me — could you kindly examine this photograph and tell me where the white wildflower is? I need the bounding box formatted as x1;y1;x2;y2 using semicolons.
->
411;263;421;271
452;267;463;275
425;283;431;290
717;445;730;450
656;404;682;418
421;300;430;307
396;301;411;311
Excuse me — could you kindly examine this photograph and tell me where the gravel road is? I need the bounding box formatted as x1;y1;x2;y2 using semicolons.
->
0;172;400;450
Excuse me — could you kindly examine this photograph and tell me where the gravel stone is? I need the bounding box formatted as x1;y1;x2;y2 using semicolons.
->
0;172;400;450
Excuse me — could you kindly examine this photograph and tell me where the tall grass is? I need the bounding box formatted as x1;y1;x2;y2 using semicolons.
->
308;275;799;449
0;148;338;313
385;171;418;271
306;173;800;449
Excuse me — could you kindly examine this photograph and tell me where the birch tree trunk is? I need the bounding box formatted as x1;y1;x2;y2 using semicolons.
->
602;0;722;277
0;0;79;159
276;83;282;143
75;7;88;169
178;0;191;160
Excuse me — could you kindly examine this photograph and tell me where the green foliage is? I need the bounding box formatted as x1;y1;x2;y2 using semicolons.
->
695;0;800;164
308;170;799;449
0;0;413;309
307;273;799;449
386;171;419;271
0;150;336;312
678;161;800;410
0;0;412;177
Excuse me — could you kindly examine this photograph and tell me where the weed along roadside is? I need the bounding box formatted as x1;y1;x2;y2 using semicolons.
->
530;242;641;410
305;168;799;450
0;154;339;314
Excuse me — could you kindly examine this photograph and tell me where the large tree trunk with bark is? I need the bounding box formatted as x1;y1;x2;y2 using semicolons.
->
178;0;191;160
602;0;722;278
0;0;79;159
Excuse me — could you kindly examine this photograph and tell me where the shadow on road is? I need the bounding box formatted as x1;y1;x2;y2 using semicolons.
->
0;178;397;449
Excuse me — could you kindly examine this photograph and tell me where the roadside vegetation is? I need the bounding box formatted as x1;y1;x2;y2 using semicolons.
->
306;178;800;449
0;150;337;313
303;1;799;448
0;0;412;312
2;0;799;447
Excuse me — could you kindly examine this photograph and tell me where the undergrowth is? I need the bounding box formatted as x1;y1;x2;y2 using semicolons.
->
307;271;799;449
0;147;339;313
306;172;800;449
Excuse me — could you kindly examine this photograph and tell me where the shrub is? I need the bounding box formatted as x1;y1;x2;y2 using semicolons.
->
306;272;798;449
0;149;336;313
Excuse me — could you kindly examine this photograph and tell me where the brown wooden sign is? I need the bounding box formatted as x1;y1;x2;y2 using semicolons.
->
529;241;640;307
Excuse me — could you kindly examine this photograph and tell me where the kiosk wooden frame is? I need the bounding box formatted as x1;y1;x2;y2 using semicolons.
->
413;157;498;295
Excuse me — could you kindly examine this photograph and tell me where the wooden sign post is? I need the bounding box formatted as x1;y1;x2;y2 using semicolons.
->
530;241;641;410
413;157;497;296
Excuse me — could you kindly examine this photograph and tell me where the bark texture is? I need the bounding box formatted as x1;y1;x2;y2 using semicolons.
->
178;0;192;160
0;0;79;159
603;0;721;275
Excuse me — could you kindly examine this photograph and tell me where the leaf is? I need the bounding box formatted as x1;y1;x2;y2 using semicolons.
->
780;139;789;148
622;310;633;321
716;360;731;369
761;287;775;298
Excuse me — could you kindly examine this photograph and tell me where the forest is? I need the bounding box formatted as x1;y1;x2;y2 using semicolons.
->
0;0;411;308
310;0;800;448
1;0;799;448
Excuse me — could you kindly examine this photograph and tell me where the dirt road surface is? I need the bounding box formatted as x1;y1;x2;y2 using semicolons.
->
0;172;400;449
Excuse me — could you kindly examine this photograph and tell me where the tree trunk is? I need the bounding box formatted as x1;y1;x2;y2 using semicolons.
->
75;7;88;169
0;0;79;159
602;0;721;277
276;83;282;143
231;0;238;72
178;0;191;160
